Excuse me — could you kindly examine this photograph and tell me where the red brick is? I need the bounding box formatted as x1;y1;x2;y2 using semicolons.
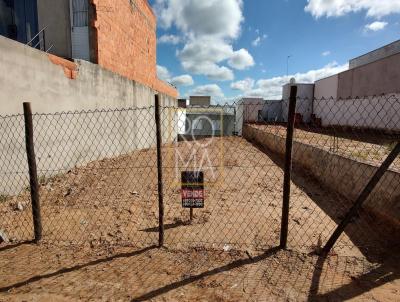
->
47;54;78;80
91;0;177;97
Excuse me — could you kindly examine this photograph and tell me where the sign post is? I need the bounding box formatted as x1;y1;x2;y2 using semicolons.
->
181;171;204;222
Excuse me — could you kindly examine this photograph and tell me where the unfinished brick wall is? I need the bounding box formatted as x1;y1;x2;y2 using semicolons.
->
90;0;177;98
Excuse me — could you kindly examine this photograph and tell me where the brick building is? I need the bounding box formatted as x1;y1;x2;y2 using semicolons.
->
92;0;176;97
0;0;177;98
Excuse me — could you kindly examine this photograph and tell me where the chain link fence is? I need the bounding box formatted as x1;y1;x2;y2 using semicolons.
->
243;93;400;258
0;94;399;259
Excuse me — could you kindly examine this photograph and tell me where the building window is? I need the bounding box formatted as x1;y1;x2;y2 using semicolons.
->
0;0;38;44
72;0;88;27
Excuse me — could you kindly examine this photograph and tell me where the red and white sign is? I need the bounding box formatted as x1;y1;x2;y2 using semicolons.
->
181;171;204;208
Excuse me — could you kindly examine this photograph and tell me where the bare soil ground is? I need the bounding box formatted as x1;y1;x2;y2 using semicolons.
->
1;243;399;301
1;137;399;301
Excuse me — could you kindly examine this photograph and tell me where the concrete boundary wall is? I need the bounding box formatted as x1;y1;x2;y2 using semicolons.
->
0;36;176;115
0;36;177;195
313;94;400;131
243;124;400;230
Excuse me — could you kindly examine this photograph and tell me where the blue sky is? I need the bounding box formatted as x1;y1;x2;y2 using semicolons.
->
151;0;400;102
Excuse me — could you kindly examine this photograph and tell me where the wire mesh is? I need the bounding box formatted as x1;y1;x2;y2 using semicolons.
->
244;95;400;258
0;96;399;261
0;114;32;242
160;104;283;251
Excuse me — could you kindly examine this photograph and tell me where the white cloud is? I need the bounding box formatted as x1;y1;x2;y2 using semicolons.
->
365;21;388;32
155;0;243;39
178;38;234;81
191;64;234;81
240;62;348;99
157;65;194;87
252;37;261;47
154;0;254;81
178;38;254;80
170;74;194;86
156;65;171;81
322;50;331;56
305;0;400;19
158;34;181;44
231;78;255;91
191;84;224;97
228;49;255;70
252;34;267;47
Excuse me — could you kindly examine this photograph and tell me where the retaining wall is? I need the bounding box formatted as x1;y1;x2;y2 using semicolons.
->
243;124;400;229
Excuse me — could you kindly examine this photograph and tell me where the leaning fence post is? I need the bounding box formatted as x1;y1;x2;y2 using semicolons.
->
154;94;164;247
23;102;42;243
322;142;400;254
280;86;297;249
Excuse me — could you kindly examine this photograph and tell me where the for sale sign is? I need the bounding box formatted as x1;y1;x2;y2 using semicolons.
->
181;171;204;208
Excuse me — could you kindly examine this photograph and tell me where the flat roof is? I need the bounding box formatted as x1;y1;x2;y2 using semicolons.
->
350;39;400;62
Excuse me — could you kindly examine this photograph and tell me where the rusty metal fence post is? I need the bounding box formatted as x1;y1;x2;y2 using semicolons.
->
322;142;400;254
23;102;42;242
280;86;297;249
155;94;165;247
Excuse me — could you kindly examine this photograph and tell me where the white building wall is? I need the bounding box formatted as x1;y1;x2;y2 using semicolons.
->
177;108;187;135
282;84;314;123
312;73;400;130
236;102;244;136
262;100;282;122
313;94;400;130
314;75;338;99
243;98;266;122
235;98;266;136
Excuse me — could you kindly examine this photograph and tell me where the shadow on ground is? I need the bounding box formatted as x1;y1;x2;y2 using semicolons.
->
249;139;400;263
1;241;399;301
0;245;157;293
0;138;399;301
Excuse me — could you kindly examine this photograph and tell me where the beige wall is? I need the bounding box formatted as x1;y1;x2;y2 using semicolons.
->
314;74;338;99
189;96;211;106
315;51;400;100
349;40;400;69
313;67;400;131
338;53;400;99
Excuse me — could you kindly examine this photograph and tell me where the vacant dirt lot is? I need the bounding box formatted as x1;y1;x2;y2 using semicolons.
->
1;137;399;301
2;136;390;255
1;242;399;301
